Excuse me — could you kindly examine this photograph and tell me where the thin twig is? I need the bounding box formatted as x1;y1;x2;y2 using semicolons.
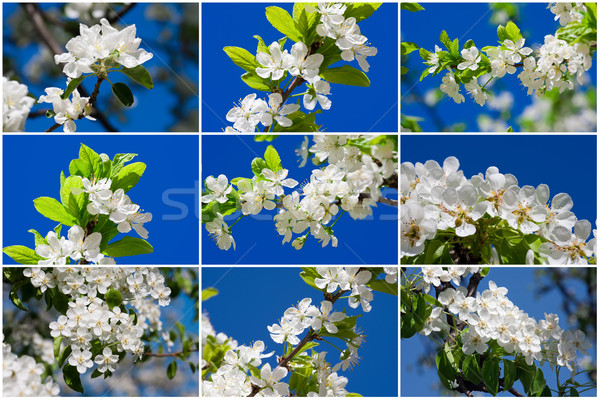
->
45;123;61;133
107;3;136;24
143;348;199;358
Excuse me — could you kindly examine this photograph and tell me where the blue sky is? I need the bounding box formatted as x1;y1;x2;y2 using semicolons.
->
401;135;597;226
3;267;199;396
202;2;398;132
3;135;199;265
202;267;398;396
201;135;398;265
3;3;199;132
401;267;597;397
401;3;598;132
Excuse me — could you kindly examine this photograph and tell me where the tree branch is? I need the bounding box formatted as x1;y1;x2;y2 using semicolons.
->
107;3;137;24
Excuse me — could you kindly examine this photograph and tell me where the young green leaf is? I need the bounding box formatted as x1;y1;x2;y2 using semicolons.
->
505;21;522;41
401;3;425;12
265;6;303;42
241;71;272;91
9;280;30;311
105;289;123;309
202;287;219;301
3;245;42;264
482;357;499;396
121;65;153;89
62;75;86;100
103;237;154;258
63;364;84;393
33;197;78;226
440;30;452;50
223;46;259;72
344;3;382;23
111;162;146;193
251;157;268;177
264;145;282;171
167;360;178;379
320;65;370;87
503;359;516;391
401;41;420;56
112;82;134;107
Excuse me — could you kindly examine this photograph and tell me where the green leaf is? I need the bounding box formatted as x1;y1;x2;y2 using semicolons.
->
401;41;419;56
46;109;57;118
251;157;268;177
54;336;63;360
112;82;134;107
103;236;154;258
293;4;319;43
530;367;546;396
110;153;137;178
63;364;84;393
265;6;303;42
254;135;279;142
436;346;455;384
367;279;398;296
497;25;509;42
9;280;30;311
33;197;78;226
570;387;580;397
3;245;42;264
167;360;177;379
299;269;320;291
79;143;103;177
264;145;282;171
419;47;431;61
482;357;499;396
450;39;459;58
121;65;153;89
344;3;382;23
516;357;537;394
111;162;146;193
91;368;103;379
507;126;513;132
253;35;269;54
202;287;219;301
53;291;69;314
463;39;475;49
224;46;259;72
480;267;491;277
503;359;516;391
105;289;123;309
401;3;424;12
320;65;370;87
505;21;522;41
57;345;72;368
60;176;85;221
440;30;452;50
241;71;272;91
462;354;481;384
62;75;86;100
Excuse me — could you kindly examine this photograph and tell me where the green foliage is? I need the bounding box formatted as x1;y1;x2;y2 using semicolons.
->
105;289;123;309
112;82;134;107
293;3;320;44
202;287;219;301
367;279;398;296
401;41;419;56
9;280;30;311
167;360;177;379
103;236;154;257
62;75;86;100
462;354;481;384
251;157;269;177
223;46;259;72
63;364;84;393
273;109;322;132
264;145;283;172
54;336;63;360
241;71;273;91
3;245;41;264
482;357;500;395
34;197;78;226
320;65;370;87
503;359;516;391
299;267;321;291
265;6;303;42
121;65;153;89
111;162;146;193
401;3;424;12
344;3;382;23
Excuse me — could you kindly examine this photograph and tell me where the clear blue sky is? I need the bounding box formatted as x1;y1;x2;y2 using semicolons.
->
3;3;199;132
202;2;398;132
202;135;398;264
401;3;598;132
3;135;199;264
402;267;597;397
401;135;597;226
202;267;398;396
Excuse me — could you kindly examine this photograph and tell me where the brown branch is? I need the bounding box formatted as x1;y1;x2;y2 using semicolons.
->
45;123;61;133
89;77;104;106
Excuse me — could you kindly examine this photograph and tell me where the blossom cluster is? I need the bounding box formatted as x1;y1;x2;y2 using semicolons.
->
40;18;152;131
3;341;60;396
24;267;171;376
38;87;96;132
3;77;35;132
203;136;397;251
401;157;596;264
427;5;592;107
416;268;592;374
225;3;377;132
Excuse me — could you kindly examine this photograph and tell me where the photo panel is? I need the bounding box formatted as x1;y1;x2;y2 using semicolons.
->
202;266;399;397
2;135;200;265
201;134;398;264
401;267;597;397
2;266;199;396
